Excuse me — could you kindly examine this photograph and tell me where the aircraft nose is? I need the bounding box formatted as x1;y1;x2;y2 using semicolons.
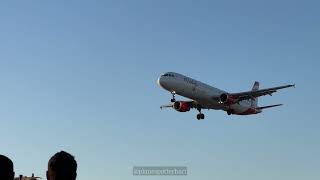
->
157;76;163;87
157;76;165;88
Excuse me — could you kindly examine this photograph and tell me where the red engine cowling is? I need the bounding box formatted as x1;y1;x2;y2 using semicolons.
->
173;101;191;112
220;93;238;105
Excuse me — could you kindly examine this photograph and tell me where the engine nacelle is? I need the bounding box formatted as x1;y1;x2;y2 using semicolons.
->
173;101;191;112
220;93;238;105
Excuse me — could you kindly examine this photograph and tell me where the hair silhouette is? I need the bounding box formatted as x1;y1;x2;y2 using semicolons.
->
47;151;77;180
0;155;14;180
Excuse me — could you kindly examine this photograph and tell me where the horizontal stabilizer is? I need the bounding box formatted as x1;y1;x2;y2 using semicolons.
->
257;104;283;110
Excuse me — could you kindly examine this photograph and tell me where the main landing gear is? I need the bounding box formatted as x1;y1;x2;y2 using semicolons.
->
196;108;205;120
170;91;176;102
227;109;234;115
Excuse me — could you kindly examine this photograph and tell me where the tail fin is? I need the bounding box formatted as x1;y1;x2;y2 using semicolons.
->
252;81;259;91
251;81;259;107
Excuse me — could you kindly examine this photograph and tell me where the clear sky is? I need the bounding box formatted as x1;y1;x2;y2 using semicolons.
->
0;0;319;180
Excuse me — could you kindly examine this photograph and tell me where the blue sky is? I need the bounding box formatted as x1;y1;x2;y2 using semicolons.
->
0;0;319;179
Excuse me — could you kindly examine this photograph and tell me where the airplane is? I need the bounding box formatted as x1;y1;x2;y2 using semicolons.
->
157;72;295;120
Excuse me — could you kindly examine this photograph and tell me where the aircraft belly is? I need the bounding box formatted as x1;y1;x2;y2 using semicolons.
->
178;86;223;109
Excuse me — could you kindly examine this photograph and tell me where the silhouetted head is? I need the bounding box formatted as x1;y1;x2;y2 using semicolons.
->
47;151;77;180
0;155;14;180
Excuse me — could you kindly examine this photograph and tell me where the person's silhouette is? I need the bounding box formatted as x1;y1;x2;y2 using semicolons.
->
0;155;14;180
46;151;77;180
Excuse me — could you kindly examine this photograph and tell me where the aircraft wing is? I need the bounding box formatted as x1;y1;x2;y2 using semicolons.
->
229;84;295;102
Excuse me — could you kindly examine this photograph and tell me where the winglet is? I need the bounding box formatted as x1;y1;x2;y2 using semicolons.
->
288;84;295;88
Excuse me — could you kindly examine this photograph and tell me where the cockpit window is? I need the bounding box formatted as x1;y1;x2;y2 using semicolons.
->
163;73;174;77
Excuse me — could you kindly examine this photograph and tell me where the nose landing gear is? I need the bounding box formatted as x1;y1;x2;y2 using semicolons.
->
170;91;176;102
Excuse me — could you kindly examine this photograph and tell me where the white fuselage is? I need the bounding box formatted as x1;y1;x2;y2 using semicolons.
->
157;72;258;115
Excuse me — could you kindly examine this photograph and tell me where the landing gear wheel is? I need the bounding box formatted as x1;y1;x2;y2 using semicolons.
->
196;113;205;120
227;110;233;115
171;98;175;103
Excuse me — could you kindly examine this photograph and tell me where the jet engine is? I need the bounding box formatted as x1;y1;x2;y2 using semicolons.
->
220;93;238;105
173;101;191;112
